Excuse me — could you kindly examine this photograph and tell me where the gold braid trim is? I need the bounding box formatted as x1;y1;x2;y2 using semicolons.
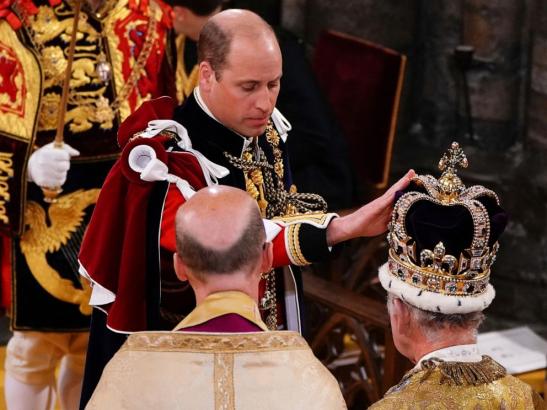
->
273;212;333;228
214;352;235;410
124;331;309;353
224;122;327;219
420;355;506;386
287;224;310;266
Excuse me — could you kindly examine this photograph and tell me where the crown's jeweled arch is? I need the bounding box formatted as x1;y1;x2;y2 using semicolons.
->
385;142;501;298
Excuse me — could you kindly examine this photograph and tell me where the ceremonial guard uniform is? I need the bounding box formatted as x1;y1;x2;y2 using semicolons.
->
77;90;339;403
80;91;337;334
0;0;172;407
370;143;545;409
174;28;354;210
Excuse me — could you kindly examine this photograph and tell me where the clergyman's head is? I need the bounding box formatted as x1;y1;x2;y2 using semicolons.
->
198;9;282;137
174;186;272;302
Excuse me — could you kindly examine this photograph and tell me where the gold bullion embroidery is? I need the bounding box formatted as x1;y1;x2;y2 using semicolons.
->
106;0;160;121
19;189;100;314
28;4;114;133
420;355;506;386
0;21;41;142
0;152;14;224
175;34;199;104
214;353;235;410
124;331;309;353
38;92;62;130
287;224;309;266
371;357;542;410
273;212;332;228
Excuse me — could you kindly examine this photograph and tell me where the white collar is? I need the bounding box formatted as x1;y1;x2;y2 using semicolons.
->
193;87;253;152
414;343;482;370
194;86;221;124
193;87;290;147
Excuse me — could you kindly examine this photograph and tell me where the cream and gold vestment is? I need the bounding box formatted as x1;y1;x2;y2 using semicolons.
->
86;330;347;410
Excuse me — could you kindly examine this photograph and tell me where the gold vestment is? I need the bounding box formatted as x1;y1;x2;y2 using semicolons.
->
369;356;545;410
87;330;347;410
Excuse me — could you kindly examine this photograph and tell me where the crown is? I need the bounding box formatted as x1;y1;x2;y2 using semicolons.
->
385;142;504;302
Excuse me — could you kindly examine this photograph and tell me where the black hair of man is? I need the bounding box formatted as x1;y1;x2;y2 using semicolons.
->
175;203;265;278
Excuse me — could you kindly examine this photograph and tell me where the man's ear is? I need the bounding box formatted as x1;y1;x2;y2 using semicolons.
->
173;252;189;282
199;61;216;91
260;242;273;273
391;298;411;337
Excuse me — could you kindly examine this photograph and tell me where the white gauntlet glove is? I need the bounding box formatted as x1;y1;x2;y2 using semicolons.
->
27;142;80;187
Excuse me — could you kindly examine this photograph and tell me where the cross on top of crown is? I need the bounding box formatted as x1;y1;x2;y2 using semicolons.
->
438;142;468;173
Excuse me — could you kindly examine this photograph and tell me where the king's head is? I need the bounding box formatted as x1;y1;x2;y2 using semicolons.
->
381;142;508;314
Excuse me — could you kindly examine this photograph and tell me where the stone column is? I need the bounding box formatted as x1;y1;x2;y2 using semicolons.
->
299;0;416;50
281;0;307;38
462;0;528;149
528;0;547;150
414;0;463;148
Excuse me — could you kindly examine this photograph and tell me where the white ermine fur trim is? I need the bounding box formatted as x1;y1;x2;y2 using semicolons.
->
378;262;495;314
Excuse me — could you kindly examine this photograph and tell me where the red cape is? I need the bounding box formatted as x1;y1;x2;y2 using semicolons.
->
79;98;206;332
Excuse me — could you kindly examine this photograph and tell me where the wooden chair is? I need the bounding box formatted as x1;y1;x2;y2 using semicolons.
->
303;31;410;408
310;29;407;290
312;30;406;199
302;270;411;408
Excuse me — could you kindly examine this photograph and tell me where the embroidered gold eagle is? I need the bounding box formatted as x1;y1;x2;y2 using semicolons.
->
20;189;100;315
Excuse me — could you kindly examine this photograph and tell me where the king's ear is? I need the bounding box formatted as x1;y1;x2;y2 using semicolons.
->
391;297;412;333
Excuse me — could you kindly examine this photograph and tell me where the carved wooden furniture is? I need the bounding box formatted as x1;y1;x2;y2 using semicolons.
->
313;29;406;198
302;270;411;408
304;30;410;408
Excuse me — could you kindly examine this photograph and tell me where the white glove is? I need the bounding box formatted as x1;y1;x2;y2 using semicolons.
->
27;142;80;187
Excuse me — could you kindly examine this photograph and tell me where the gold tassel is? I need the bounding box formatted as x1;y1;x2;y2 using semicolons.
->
420;356;506;386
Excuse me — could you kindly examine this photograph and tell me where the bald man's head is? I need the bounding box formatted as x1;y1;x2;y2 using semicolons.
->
198;9;277;79
175;186;265;279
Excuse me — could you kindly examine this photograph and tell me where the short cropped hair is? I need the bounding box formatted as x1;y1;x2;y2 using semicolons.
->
198;13;275;80
198;20;232;79
166;0;225;16
176;205;265;278
387;294;485;342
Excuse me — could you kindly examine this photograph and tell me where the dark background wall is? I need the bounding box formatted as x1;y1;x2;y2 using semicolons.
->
236;0;547;336
277;0;546;336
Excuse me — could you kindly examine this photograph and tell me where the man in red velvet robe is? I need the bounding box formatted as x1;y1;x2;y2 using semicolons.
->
86;185;347;409
78;9;414;406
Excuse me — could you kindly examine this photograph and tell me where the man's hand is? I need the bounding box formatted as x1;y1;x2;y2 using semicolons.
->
327;170;415;246
27;142;80;188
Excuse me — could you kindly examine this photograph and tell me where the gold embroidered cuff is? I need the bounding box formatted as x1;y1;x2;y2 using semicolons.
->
287;224;310;266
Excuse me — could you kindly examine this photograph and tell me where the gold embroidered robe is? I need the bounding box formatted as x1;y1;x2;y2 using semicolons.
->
369;357;545;410
86;331;348;410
